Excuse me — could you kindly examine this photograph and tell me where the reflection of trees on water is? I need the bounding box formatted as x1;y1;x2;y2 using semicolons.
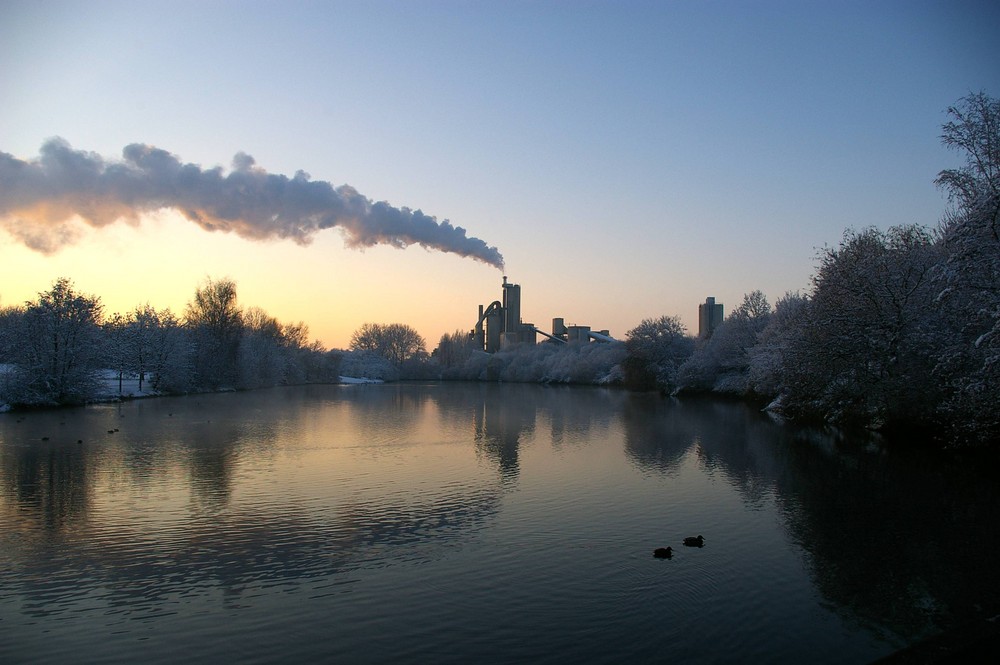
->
9;386;998;644
0;390;297;534
335;382;530;481
623;395;1000;643
1;420;502;614
341;383;429;440
621;394;700;473
0;442;93;532
357;382;542;483
0;386;514;615
773;437;1000;641
543;385;623;449
434;383;623;483
185;424;242;511
623;396;788;499
2;485;503;616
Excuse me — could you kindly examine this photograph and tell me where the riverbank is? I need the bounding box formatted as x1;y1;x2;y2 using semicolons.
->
0;365;383;413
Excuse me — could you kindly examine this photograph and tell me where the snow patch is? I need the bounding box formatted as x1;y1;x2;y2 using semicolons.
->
94;369;162;400
339;376;384;384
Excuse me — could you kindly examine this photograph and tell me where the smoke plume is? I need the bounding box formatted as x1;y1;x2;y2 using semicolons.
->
0;138;505;269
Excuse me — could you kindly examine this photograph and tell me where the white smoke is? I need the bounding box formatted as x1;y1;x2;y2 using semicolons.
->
0;138;505;269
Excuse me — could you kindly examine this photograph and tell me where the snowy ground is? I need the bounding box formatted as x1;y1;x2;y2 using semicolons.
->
94;369;160;400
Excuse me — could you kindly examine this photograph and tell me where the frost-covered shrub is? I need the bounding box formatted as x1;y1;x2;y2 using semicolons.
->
552;342;626;384
400;352;440;380
433;340;624;385
339;350;399;381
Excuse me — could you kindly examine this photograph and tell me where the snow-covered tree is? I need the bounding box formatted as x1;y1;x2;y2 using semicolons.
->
10;278;104;405
932;91;1000;443
277;320;314;384
128;304;165;391
777;226;941;428
237;306;286;389
623;315;694;392
0;303;24;363
350;322;426;368
936;92;999;224
747;292;810;399
140;306;187;392
305;347;343;384
184;277;243;389
103;311;135;395
434;330;478;374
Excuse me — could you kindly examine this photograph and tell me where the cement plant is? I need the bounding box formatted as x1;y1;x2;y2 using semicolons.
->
471;277;618;353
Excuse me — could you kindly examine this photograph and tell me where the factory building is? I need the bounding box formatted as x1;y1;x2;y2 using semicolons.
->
473;277;615;353
472;277;537;352
698;297;724;338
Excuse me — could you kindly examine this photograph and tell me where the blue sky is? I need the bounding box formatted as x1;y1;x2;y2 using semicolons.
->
1;1;998;348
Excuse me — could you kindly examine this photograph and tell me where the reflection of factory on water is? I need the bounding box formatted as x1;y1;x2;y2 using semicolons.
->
472;277;616;353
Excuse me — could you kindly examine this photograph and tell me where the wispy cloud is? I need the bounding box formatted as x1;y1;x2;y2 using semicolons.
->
0;138;505;269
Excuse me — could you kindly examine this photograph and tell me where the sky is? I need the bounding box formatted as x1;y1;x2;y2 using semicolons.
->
1;0;998;350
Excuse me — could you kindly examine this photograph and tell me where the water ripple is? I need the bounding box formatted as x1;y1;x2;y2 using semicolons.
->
2;385;993;664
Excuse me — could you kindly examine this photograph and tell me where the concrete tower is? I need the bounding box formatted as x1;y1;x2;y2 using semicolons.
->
698;297;724;338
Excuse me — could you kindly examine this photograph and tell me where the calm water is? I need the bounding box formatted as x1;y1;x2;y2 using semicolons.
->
2;383;999;663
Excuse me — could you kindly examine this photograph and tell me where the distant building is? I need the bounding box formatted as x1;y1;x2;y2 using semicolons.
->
473;277;537;352
698;297;724;338
472;277;616;352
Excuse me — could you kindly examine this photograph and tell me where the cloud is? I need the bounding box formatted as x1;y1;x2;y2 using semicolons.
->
0;138;505;269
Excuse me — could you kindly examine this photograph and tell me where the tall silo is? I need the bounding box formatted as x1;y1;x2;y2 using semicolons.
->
486;307;503;352
502;277;521;335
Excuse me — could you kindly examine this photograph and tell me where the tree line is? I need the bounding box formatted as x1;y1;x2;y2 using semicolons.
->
668;92;999;446
2;93;996;446
0;277;343;406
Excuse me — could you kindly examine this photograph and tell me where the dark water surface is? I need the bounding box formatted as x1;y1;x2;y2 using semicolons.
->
2;383;998;663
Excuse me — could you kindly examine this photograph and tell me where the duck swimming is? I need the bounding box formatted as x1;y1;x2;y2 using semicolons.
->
653;547;673;559
683;535;705;547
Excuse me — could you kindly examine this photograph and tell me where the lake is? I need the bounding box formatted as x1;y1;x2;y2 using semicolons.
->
2;383;998;663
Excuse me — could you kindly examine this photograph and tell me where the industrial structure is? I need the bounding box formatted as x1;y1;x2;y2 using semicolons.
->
472;277;615;353
698;297;724;338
